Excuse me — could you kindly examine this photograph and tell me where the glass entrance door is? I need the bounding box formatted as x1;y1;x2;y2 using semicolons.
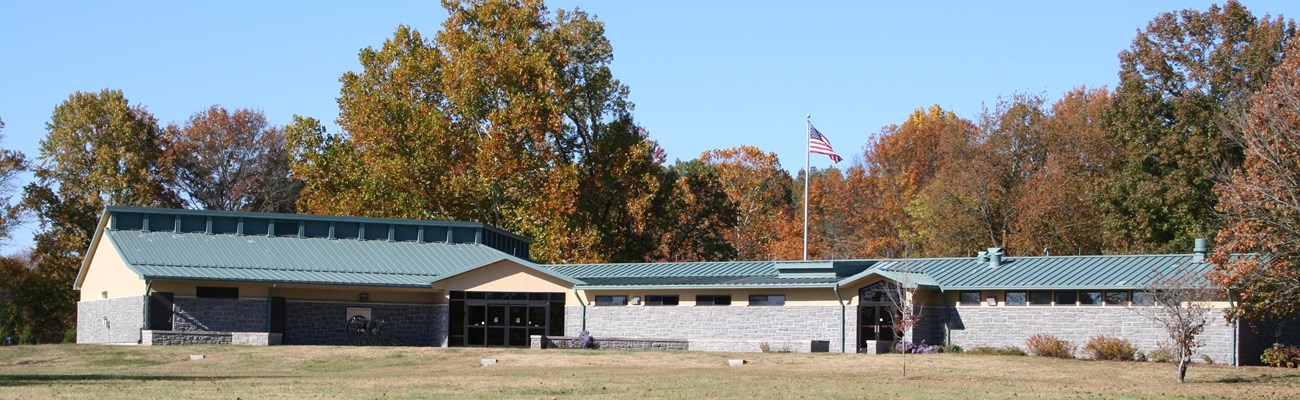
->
859;305;896;349
450;291;567;348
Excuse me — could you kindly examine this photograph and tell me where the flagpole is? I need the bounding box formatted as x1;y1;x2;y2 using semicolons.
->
803;114;810;261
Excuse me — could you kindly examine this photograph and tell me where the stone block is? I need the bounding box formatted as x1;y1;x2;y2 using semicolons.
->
728;359;746;366
480;358;497;366
189;354;205;361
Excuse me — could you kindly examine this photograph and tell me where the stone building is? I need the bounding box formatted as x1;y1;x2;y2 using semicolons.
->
75;206;1290;365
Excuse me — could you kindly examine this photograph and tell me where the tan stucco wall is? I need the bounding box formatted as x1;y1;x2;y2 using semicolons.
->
78;235;146;301
150;281;440;304
433;260;578;304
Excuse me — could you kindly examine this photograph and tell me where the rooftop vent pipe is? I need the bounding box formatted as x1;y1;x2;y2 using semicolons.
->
1193;238;1207;262
987;247;1004;268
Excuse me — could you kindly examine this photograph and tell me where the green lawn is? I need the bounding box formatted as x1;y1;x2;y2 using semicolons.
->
1;344;1298;399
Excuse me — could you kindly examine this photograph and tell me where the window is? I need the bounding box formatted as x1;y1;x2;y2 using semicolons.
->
959;291;982;306
1132;291;1155;306
1104;290;1130;306
1029;291;1052;305
196;286;238;299
696;295;731;306
1005;291;1027;306
645;295;679;306
594;295;628;306
1055;290;1077;306
1079;291;1102;306
748;294;785;306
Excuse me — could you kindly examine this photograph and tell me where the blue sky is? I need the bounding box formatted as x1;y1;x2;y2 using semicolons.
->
2;1;1298;253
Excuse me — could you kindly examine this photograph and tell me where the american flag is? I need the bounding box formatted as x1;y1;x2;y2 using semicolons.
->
808;124;842;163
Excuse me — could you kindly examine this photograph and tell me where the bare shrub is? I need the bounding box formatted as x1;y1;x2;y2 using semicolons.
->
1026;334;1075;359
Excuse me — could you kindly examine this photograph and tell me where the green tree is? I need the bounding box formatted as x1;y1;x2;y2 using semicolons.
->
21;89;178;342
165;106;301;213
1103;1;1295;253
650;160;738;262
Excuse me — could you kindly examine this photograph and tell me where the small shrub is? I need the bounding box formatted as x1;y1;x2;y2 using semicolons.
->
18;327;34;345
1083;336;1138;361
758;342;792;353
1148;345;1174;363
566;330;593;349
1200;354;1214;365
938;344;963;354
966;345;1027;356
1261;343;1300;368
893;341;938;354
62;328;76;344
1026;334;1075;359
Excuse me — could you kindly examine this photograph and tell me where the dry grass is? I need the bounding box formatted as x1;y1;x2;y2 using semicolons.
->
1;344;1298;399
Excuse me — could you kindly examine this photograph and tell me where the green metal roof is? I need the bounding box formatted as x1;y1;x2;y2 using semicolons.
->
551;254;1215;290
860;254;1213;290
104;229;555;288
547;261;778;278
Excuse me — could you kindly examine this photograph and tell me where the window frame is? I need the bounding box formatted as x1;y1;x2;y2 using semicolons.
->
644;295;679;306
1131;291;1156;306
1005;291;1027;306
594;295;628;306
1028;291;1053;306
1055;290;1078;306
748;294;786;306
1103;290;1130;306
958;291;982;306
695;294;732;306
1079;290;1103;306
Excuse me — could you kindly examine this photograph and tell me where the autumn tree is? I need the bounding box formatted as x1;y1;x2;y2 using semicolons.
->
864;105;974;257
700;146;794;260
0;117;27;245
1104;1;1296;253
1009;87;1113;255
292;0;664;263
21;89;179;342
165;106;301;213
911;94;1048;256
1210;36;1300;321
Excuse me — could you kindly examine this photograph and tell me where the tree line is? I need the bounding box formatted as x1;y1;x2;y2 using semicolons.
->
0;0;1296;342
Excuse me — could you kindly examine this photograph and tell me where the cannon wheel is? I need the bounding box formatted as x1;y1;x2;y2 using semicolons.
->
345;315;369;345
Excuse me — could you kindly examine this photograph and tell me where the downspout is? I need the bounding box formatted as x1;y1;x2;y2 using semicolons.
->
140;279;153;344
1228;287;1237;367
266;283;277;332
940;288;950;346
834;283;846;353
573;287;587;332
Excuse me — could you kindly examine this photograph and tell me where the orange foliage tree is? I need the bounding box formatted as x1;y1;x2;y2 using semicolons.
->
1210;37;1300;321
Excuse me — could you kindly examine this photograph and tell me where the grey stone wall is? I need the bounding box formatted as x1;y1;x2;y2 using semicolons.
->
172;297;268;332
929;306;1236;364
77;296;145;344
144;330;231;345
565;305;857;353
283;301;445;346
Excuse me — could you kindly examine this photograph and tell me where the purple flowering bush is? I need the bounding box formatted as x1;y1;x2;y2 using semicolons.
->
894;341;939;354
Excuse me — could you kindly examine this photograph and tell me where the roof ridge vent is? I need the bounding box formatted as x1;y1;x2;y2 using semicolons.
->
1192;238;1208;262
987;247;1004;268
